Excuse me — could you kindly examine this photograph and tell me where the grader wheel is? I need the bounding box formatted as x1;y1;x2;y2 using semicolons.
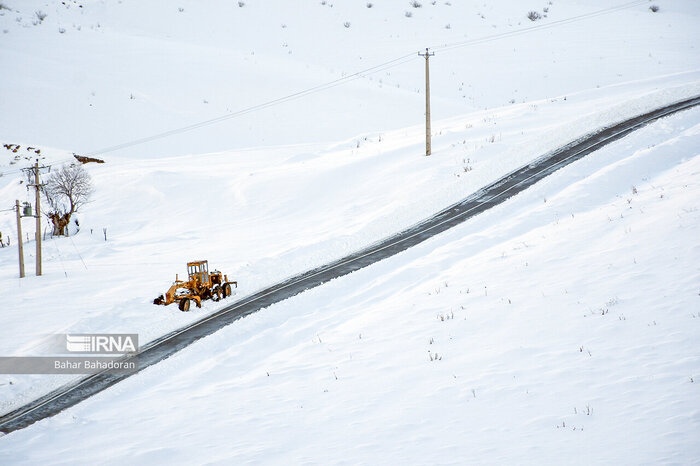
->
212;286;222;302
222;283;232;298
178;299;191;312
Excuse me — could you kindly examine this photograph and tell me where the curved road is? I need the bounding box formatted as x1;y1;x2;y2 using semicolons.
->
1;95;699;434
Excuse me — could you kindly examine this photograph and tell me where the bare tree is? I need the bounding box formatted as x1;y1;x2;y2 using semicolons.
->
43;164;93;236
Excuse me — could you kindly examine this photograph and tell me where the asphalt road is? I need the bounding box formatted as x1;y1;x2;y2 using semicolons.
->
1;95;699;435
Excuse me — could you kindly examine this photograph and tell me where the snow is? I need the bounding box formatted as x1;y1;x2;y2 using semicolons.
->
1;0;698;156
1;105;699;465
0;0;699;462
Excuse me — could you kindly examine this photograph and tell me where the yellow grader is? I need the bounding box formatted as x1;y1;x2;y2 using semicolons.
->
153;260;237;311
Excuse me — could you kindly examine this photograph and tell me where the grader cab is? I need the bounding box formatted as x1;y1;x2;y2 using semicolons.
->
153;260;237;311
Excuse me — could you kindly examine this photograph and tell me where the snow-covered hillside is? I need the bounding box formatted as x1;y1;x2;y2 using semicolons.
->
0;0;699;462
1;85;698;417
0;0;698;156
2;101;699;465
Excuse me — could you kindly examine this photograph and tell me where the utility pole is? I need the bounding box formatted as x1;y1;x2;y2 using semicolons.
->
15;200;25;278
34;161;42;276
418;47;435;156
24;160;48;276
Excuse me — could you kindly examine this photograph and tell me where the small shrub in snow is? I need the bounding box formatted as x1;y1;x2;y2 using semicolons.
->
58;27;65;33
527;11;541;21
366;2;373;7
410;1;422;7
35;10;46;22
178;7;184;12
543;7;549;13
405;11;413;17
344;21;351;28
649;5;659;12
238;1;245;7
444;23;451;29
0;3;10;11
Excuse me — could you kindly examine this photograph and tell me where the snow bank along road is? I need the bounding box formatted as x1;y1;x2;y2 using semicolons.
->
1;95;699;435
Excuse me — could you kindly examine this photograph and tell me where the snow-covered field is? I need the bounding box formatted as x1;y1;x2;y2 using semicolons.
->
2;102;699;465
1;0;698;156
1;0;699;463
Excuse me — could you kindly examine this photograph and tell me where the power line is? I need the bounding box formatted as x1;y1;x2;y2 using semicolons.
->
431;0;648;53
83;53;419;157
0;167;26;177
78;0;657;157
0;56;417;176
0;0;653;167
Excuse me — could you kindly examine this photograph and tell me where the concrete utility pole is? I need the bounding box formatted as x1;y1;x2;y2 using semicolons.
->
34;161;43;276
15;200;25;278
24;160;47;276
418;47;435;156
